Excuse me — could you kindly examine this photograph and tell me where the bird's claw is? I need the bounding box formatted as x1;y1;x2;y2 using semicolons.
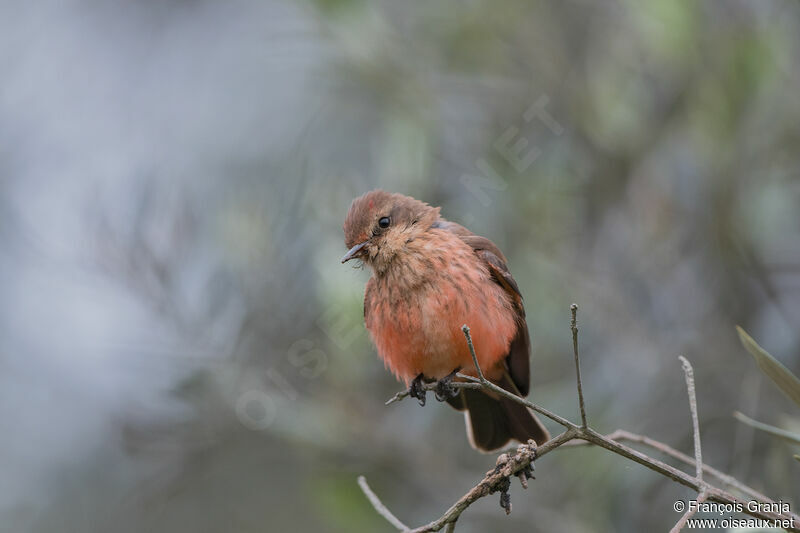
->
409;374;426;406
493;475;512;515
434;369;459;402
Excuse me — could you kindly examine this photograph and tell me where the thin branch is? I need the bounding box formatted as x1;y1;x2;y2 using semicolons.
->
461;325;487;383
670;356;705;533
357;476;410;532
385;381;483;406
670;490;707;533
406;431;578;533
565;430;773;503
679;356;703;481
460;332;795;521
378;376;798;530
366;321;800;532
571;303;588;428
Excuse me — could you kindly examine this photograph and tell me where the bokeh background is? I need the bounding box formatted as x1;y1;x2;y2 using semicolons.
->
2;1;800;531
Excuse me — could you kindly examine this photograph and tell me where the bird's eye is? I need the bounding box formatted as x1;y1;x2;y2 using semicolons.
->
378;216;391;229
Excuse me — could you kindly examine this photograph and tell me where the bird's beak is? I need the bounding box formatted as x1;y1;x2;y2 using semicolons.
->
341;241;368;263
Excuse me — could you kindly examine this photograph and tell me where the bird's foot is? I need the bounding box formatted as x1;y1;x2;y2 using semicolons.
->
434;368;460;402
409;373;426;406
489;442;538;516
489;454;514;515
518;440;536;488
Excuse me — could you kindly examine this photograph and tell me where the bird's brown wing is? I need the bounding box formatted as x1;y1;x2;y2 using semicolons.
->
434;219;531;396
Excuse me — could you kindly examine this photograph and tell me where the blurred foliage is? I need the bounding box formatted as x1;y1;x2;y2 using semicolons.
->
735;327;800;459
738;326;800;409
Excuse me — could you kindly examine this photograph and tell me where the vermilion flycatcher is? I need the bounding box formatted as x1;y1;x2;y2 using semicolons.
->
342;190;549;451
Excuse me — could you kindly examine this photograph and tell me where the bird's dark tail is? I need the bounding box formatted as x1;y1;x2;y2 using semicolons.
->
459;373;550;452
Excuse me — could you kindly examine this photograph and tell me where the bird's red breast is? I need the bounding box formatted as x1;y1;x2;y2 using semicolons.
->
364;227;518;385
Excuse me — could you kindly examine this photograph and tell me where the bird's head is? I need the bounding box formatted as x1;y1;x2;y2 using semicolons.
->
342;190;440;274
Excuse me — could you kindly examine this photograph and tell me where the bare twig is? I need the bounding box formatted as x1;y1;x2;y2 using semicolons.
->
406;432;577;533
670;490;707;533
679;356;703;481
461;325;487;383
385;381;482;406
565;430;773;503
358;476;410;532
670;356;704;532
378;384;800;530
364;314;800;532
570;303;587;428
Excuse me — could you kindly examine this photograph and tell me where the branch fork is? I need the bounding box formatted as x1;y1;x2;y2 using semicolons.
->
359;306;800;532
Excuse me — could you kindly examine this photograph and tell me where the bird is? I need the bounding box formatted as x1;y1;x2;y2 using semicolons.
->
341;190;549;451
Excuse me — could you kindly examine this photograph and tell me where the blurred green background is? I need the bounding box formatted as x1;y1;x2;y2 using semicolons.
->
1;1;799;532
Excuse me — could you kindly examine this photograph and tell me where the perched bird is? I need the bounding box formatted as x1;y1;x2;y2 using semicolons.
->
342;190;549;451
